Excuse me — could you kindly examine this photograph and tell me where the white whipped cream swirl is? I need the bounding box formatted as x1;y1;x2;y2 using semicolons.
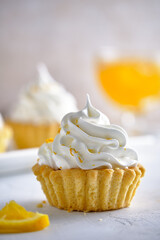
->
9;64;77;124
38;95;138;170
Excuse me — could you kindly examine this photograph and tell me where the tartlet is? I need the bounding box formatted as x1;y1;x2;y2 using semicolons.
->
7;121;59;149
32;95;145;212
0;114;12;153
33;163;144;212
7;64;77;149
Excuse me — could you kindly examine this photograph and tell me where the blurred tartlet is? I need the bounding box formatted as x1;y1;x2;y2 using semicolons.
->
7;64;77;149
0;114;13;153
32;95;145;212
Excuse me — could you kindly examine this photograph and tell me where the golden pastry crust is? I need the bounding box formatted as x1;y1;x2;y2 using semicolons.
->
7;121;59;149
32;163;145;212
0;124;13;153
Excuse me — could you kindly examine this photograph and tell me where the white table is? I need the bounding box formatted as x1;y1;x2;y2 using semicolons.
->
0;136;160;240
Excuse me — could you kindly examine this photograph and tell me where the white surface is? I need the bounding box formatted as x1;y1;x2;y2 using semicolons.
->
0;136;160;240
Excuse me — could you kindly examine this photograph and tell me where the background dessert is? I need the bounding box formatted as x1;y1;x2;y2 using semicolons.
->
33;95;145;212
0;114;13;153
7;64;78;149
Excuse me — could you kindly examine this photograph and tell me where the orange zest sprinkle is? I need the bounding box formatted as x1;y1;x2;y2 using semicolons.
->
120;145;122;147
70;148;74;156
88;149;96;153
59;166;62;169
78;156;83;163
75;119;78;124
92;164;95;166
76;125;80;128
66;131;70;135
42;200;46;204
124;148;126;150
106;138;112;140
45;138;54;143
53;151;57;155
74;148;78;153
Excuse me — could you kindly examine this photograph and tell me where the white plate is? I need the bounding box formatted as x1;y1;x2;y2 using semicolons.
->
0;148;38;174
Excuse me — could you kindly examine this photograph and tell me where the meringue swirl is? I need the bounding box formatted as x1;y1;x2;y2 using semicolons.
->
38;95;138;170
9;64;77;124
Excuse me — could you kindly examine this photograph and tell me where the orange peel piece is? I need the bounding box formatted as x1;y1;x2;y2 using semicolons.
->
0;200;50;233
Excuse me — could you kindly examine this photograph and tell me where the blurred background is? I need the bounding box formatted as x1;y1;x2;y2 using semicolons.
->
0;0;160;132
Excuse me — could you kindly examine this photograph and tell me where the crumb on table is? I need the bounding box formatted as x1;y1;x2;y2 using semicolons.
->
36;203;43;208
98;218;103;222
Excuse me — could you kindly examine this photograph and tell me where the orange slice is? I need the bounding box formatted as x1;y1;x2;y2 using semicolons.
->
0;200;50;233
